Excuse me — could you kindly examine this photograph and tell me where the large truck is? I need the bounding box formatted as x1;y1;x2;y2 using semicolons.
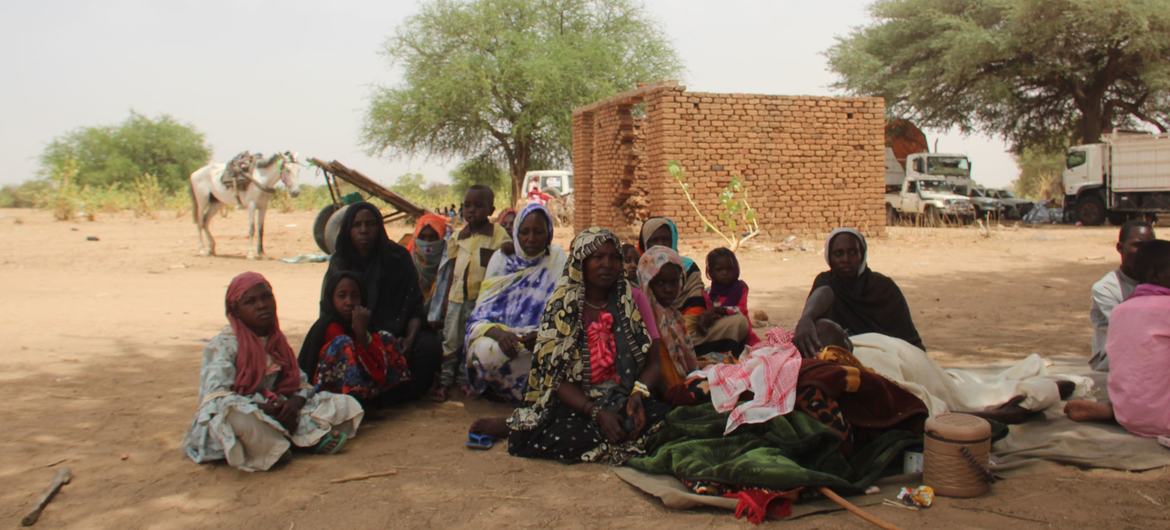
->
1063;131;1170;226
885;149;976;225
883;119;976;224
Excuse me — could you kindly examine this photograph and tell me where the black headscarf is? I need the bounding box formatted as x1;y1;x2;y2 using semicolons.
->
298;270;365;379
810;229;925;350
324;202;424;335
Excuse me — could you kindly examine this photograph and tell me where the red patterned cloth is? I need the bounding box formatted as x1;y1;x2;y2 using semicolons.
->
588;311;619;384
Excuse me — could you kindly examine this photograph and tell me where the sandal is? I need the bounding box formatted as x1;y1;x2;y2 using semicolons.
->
314;431;349;455
465;432;495;450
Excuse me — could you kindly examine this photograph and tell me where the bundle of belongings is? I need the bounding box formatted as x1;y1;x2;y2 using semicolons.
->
625;329;931;523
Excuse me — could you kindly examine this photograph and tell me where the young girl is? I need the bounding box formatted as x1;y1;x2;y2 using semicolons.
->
183;272;363;472
621;243;641;286
697;247;759;357
299;271;412;401
639;247;700;403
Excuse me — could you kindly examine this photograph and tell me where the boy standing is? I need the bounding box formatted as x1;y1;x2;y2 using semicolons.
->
433;185;510;400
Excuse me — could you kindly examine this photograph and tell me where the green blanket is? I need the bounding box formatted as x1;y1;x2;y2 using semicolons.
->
628;405;919;494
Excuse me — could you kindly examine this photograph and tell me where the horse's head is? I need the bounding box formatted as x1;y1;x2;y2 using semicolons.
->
279;151;302;197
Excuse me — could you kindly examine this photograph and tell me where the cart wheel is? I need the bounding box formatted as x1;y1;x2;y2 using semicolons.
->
314;204;340;253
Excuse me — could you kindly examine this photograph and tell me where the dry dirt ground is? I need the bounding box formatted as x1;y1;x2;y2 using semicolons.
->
1;208;1167;529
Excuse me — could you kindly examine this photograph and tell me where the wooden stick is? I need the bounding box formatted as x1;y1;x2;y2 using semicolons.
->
817;486;902;530
329;469;399;484
21;468;72;526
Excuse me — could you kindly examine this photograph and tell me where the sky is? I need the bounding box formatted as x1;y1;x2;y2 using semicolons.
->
0;0;1020;189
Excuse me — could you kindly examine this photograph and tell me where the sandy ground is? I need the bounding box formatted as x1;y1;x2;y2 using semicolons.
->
1;207;1167;529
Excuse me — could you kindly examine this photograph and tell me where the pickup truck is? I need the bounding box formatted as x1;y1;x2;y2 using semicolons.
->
886;177;975;226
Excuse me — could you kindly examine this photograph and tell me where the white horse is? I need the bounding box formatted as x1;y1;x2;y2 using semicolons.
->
189;151;303;259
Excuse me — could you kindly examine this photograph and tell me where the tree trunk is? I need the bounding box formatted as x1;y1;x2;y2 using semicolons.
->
507;142;531;207
1079;108;1105;145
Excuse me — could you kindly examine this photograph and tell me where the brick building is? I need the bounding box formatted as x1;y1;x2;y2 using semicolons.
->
571;82;886;238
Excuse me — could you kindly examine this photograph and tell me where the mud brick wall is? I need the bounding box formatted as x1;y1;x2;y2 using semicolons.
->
572;84;886;238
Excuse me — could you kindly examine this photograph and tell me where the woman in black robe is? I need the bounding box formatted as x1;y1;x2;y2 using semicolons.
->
793;228;924;357
299;201;441;404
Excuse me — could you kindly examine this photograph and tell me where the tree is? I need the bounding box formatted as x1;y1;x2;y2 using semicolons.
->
450;156;509;200
363;0;682;203
1012;147;1066;200
827;0;1170;151
40;112;211;192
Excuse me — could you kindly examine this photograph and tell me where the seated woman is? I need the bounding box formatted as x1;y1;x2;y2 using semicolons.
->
302;271;412;401
1067;239;1170;440
300;202;441;405
182;272;363;472
405;212;449;314
793;228;924;357
638;247;700;400
696;247;759;358
471;228;670;464
640;218;738;351
465;204;567;403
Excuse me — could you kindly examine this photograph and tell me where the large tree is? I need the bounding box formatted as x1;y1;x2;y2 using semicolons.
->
827;0;1170;150
40;112;211;192
362;0;682;202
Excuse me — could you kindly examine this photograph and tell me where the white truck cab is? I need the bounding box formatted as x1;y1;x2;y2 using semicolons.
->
1062;132;1170;225
523;170;573;197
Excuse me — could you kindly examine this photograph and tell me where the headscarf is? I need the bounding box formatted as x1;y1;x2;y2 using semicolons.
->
824;228;869;277
497;207;518;229
705;248;746;307
225;272;301;397
466;204;567;345
325;201;424;336
511;228;652;429
638;217;705;311
638;247;699;380
299;270;368;381
406;213;448;304
811;229;925;350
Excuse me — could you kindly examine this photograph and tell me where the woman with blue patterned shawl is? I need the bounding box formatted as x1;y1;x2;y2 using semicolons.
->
465;203;568;403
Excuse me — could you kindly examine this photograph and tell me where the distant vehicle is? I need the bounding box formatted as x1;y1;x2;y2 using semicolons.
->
984;188;1034;220
885;149;975;225
524;170;573;197
1063;131;1170;226
956;185;1004;220
523;170;573;225
886;173;975;226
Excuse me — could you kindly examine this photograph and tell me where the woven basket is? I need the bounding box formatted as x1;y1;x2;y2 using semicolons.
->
923;413;995;497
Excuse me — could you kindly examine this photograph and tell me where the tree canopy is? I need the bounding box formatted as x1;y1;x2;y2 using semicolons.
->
40;112;211;192
827;0;1170;151
362;0;682;202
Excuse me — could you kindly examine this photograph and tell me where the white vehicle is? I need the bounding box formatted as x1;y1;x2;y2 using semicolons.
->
523;170;573;197
1063;131;1170;226
523;170;573;225
885;148;975;224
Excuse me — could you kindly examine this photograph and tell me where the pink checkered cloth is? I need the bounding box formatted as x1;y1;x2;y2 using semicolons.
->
695;327;801;435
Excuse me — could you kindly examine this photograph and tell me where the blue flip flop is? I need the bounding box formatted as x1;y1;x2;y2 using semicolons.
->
466;432;495;450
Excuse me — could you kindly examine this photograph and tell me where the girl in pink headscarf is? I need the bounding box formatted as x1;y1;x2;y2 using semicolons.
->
182;272;365;472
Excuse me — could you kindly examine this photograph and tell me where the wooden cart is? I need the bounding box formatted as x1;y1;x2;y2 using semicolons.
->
309;158;429;253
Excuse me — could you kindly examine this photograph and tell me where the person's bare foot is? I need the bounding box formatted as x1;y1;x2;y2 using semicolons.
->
470;417;509;438
1064;399;1115;422
427;383;449;403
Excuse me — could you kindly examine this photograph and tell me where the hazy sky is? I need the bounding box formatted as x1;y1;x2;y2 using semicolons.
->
0;0;1020;189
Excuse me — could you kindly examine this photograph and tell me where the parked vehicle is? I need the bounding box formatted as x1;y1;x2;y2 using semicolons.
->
984;188;1034;220
885;148;975;225
1063;131;1170;226
956;186;1004;220
523;170;574;225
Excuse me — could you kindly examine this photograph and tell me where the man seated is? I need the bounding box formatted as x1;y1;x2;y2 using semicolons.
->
1067;239;1170;440
1089;220;1154;371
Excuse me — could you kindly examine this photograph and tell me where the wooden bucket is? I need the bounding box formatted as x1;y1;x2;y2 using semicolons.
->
923;413;995;497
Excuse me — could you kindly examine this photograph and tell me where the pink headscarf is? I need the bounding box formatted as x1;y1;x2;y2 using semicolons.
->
225;272;301;397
